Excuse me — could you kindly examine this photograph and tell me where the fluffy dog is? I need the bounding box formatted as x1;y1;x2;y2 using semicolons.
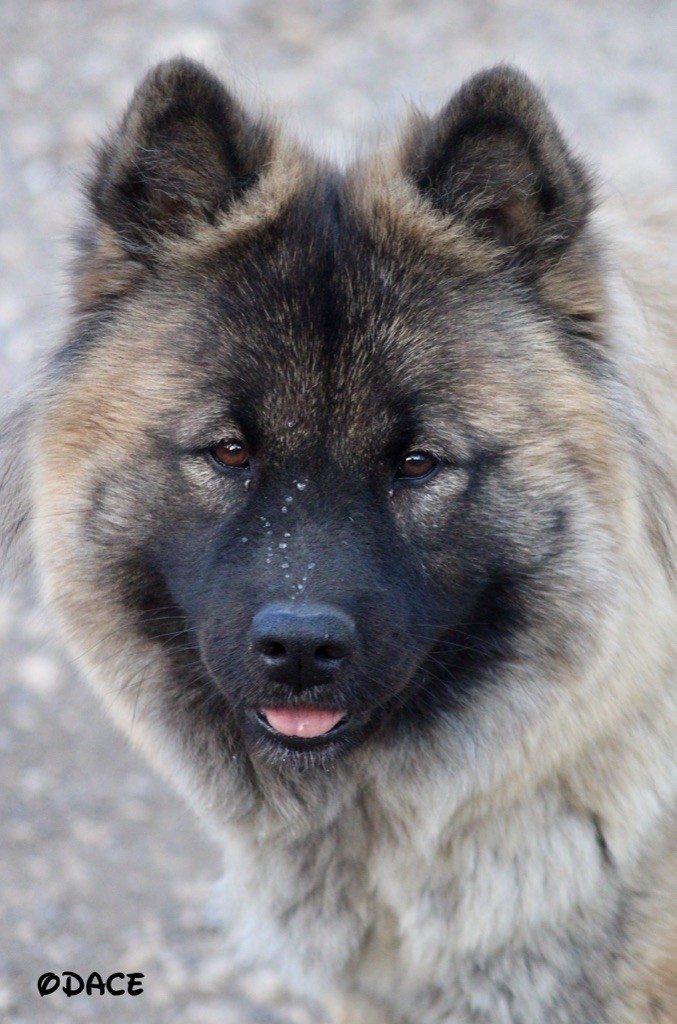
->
3;60;676;1022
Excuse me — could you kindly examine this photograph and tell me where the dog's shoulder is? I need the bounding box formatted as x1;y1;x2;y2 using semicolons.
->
615;822;677;1023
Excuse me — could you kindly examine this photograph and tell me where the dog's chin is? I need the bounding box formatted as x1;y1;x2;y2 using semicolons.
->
239;706;378;769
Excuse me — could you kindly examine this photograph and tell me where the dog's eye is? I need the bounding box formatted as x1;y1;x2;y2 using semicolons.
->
395;451;440;483
209;439;250;471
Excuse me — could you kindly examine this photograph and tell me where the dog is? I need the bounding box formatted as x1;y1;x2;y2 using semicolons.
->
2;59;676;1022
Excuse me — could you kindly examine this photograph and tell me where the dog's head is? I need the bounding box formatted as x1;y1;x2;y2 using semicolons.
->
21;61;639;819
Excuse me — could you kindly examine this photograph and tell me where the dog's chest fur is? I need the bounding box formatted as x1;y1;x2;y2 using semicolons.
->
219;779;620;1023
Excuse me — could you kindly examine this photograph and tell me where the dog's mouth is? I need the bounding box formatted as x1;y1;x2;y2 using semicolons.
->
243;704;369;761
257;707;347;739
254;707;353;752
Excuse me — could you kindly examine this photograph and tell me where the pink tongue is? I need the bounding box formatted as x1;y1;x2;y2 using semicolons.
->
262;707;345;738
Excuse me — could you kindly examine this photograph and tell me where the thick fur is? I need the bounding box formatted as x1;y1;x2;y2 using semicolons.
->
3;60;676;1022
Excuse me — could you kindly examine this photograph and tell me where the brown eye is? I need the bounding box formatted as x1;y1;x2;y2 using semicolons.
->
209;439;250;471
396;451;440;482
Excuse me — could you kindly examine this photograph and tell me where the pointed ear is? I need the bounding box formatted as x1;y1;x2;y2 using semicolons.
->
88;58;272;258
403;66;593;264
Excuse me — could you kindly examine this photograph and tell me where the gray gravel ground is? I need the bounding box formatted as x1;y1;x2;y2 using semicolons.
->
1;1;675;1022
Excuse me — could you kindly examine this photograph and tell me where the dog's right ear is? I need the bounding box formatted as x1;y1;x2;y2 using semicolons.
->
87;58;272;260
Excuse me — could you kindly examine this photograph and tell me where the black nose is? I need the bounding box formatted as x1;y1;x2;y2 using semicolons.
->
250;602;357;691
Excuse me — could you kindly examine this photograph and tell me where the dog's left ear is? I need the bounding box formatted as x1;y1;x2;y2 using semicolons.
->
404;66;593;263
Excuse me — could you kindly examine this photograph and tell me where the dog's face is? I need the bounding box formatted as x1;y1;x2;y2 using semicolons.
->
30;62;627;805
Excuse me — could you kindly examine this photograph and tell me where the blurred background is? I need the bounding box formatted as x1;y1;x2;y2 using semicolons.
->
1;1;675;1021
